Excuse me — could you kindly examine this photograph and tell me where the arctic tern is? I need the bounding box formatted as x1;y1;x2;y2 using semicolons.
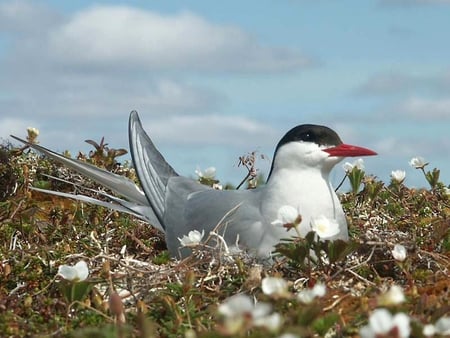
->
12;111;377;258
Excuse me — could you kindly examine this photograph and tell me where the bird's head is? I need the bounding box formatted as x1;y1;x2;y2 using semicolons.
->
267;124;377;180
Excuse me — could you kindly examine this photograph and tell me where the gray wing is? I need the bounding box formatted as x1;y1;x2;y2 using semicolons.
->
31;187;154;223
10;134;164;231
163;177;266;257
128;111;178;229
31;174;163;230
10;135;148;206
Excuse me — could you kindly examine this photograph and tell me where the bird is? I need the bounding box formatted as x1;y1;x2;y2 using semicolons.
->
12;110;377;258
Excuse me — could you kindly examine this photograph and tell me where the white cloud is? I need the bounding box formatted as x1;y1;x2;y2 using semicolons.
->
0;0;61;34
356;71;450;96
139;80;226;112
357;72;419;95
374;133;449;159
140;114;277;146
0;2;311;128
0;75;224;122
374;137;415;156
397;97;450;119
47;5;311;72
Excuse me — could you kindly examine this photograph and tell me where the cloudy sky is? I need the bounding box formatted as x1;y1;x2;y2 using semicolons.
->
1;0;449;188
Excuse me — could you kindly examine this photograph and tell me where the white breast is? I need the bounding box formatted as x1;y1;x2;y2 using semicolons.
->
258;167;348;254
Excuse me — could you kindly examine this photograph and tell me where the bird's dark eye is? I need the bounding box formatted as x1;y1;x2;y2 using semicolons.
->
303;132;312;141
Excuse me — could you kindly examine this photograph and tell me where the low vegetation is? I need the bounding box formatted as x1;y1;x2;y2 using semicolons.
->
0;132;448;337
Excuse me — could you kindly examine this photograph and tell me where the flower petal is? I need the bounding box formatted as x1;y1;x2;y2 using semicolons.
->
435;316;450;334
74;260;89;281
312;283;326;297
369;308;393;334
218;294;253;317
261;277;288;297
297;289;315;304
391;244;407;262
379;285;405;306
274;205;299;225
390;170;406;183
253;312;282;332
58;265;78;281
58;260;89;281
392;313;411;338
409;156;427;169
178;230;204;247
310;215;340;239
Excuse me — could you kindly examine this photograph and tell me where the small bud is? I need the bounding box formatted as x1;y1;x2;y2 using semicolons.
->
26;127;40;143
109;291;126;324
391;244;407;262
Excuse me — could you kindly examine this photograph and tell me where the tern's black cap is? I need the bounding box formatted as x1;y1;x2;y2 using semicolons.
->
275;124;342;152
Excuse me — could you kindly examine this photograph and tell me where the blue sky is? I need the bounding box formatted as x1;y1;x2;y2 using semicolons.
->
1;0;449;188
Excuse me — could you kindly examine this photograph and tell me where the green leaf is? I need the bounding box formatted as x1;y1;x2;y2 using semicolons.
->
305;231;316;246
33;180;52;189
326;239;360;264
312;312;339;335
275;242;308;264
152;251;171;265
425;168;440;189
59;280;95;303
348;168;365;194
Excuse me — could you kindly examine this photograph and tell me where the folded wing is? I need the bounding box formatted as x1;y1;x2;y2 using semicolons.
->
10;134;164;231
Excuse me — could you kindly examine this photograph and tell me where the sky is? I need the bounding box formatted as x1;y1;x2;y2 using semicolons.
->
1;0;449;189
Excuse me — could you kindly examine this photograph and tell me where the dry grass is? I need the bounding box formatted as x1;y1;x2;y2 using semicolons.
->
0;138;448;338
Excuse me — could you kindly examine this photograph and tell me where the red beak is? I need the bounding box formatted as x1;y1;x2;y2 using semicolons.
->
324;143;377;157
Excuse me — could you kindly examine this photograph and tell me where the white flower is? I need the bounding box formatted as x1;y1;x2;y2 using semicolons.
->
178;230;205;247
409;156;427;169
423;317;450;336
253;312;283;332
391;244;407;262
310;215;340;239
218;294;253;334
195;166;216;179
343;158;365;172
432;316;450;335
297;289;316;304
391;170;406;183
378;285;405;306
57;260;89;282
342;162;353;173
271;205;300;226
218;294;254;317
423;324;436;336
218;294;282;333
360;309;410;338
444;186;450;196
296;283;326;304
261;277;289;297
311;283;326;297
